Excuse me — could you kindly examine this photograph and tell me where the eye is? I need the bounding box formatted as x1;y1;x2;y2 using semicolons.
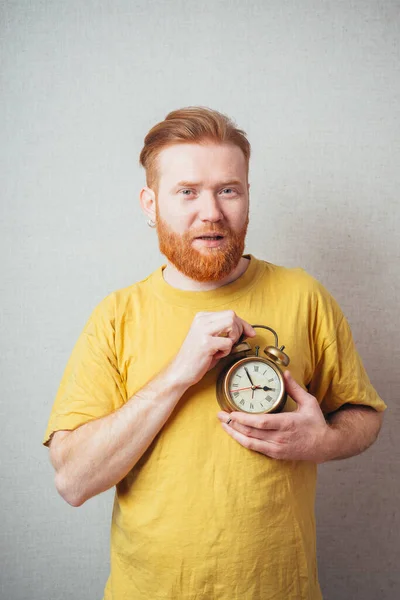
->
180;189;196;197
221;188;239;196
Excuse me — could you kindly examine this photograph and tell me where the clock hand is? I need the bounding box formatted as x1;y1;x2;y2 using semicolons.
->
244;367;255;387
231;385;273;393
238;385;276;392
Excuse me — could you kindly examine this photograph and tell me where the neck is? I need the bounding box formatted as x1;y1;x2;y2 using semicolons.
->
162;256;250;291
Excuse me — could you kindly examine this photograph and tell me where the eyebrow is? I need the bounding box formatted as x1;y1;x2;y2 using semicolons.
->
173;179;243;189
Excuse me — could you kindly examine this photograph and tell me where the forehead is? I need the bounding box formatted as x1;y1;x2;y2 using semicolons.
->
156;142;247;187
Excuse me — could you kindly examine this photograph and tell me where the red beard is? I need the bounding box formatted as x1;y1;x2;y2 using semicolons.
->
156;214;249;282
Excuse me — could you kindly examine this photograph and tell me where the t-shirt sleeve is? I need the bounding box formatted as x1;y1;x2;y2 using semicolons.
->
305;279;387;416
42;294;126;447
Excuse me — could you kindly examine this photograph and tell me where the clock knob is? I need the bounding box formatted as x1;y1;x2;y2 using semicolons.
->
231;340;252;354
230;331;253;355
263;345;290;367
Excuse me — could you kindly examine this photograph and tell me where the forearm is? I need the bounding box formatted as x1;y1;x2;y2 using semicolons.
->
51;365;189;506
320;404;383;463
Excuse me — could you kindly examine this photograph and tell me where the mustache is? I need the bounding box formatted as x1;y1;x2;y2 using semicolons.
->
188;224;232;239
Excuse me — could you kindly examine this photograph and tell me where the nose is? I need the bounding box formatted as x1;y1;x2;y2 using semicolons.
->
198;192;224;223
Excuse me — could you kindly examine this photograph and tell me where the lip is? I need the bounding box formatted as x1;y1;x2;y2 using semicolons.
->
193;233;225;240
192;235;226;248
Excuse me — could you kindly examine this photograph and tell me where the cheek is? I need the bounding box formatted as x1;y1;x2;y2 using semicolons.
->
174;217;193;234
173;207;195;229
227;206;249;228
158;205;194;234
224;195;248;217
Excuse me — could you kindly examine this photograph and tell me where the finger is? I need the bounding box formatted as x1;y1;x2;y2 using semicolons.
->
238;318;256;339
209;353;230;370
204;311;240;339
283;371;311;406
217;411;231;421
206;311;255;341
228;410;288;431
210;338;233;369
208;338;235;370
223;418;283;442
221;422;280;456
209;337;233;358
218;411;266;433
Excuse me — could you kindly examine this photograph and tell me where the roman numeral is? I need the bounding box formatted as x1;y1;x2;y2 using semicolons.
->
232;383;239;388
268;378;274;382
239;399;245;405
250;403;254;409
233;392;239;398
254;365;259;372
266;395;273;401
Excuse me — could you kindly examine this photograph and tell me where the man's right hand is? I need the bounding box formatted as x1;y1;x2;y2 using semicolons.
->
48;311;255;506
170;311;256;387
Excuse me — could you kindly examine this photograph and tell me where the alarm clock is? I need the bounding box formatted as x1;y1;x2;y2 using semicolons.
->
216;325;290;415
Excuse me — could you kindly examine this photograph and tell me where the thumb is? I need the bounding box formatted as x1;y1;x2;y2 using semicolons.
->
240;319;256;338
283;370;310;407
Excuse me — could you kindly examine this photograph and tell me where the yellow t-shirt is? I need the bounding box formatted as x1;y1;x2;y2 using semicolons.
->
43;255;386;600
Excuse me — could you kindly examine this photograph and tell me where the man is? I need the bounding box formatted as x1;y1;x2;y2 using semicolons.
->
43;107;386;600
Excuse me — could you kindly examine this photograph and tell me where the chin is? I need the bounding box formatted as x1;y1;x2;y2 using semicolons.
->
194;246;224;255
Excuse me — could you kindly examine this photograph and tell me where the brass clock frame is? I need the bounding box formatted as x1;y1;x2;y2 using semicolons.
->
216;325;290;415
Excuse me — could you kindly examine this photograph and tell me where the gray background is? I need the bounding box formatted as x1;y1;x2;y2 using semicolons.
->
1;1;399;599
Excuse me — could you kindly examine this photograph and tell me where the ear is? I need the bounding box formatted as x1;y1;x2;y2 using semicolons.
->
139;186;156;222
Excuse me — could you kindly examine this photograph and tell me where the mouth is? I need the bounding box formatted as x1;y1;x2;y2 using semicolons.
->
194;234;225;240
192;233;226;249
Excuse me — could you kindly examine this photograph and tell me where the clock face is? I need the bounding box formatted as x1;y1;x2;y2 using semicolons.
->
227;359;282;413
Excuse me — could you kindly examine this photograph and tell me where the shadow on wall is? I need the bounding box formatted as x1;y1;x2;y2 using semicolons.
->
278;200;399;599
279;198;395;380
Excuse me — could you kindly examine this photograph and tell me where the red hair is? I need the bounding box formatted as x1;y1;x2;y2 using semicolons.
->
139;106;251;192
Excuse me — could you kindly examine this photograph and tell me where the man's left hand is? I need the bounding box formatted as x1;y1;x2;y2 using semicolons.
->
217;370;331;463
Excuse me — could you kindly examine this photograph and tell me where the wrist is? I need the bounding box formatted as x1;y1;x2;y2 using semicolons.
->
167;351;204;389
316;423;338;464
163;359;193;395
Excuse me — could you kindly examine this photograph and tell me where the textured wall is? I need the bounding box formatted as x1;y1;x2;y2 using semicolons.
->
1;1;399;599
